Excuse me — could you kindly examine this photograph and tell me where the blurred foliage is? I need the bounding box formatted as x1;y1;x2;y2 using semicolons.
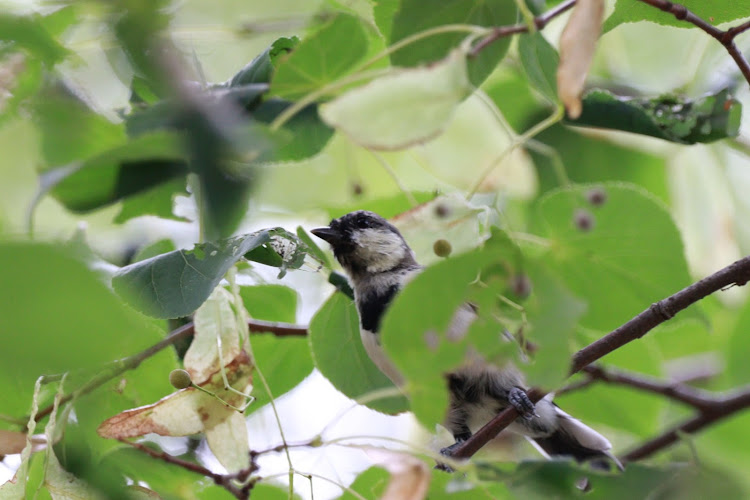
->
1;0;750;498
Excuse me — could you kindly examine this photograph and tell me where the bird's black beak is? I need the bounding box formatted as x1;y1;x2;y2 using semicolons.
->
311;227;342;245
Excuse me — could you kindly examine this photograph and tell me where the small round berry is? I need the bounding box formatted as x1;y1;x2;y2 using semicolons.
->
586;187;607;207
352;183;364;196
574;209;595;232
169;369;192;389
434;203;451;218
433;239;452;257
511;274;532;299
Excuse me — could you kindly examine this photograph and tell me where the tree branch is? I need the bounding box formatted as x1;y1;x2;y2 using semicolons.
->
119;438;257;499
449;254;750;461
468;0;576;58
635;0;750;86
33;318;307;422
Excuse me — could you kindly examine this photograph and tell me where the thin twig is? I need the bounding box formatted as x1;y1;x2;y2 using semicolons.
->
449;254;750;461
33;319;307;423
634;0;750;86
469;0;576;58
119;438;256;499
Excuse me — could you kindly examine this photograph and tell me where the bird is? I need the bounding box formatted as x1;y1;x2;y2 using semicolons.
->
311;210;622;470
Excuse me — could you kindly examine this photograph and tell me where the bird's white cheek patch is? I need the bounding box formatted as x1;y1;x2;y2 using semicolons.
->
352;228;407;272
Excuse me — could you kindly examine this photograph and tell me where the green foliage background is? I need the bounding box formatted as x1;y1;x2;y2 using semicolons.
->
1;0;750;498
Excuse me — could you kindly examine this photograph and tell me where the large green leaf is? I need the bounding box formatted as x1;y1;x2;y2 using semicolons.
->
112;231;272;319
0;13;69;65
568;89;741;144
319;50;472;150
239;284;298;323
270;13;369;100
38;130;187;213
228;36;298;87
0;243;170;419
536;183;696;332
389;0;517;86
309;294;408;414
604;0;748;32
381;233;524;428
248;333;313;411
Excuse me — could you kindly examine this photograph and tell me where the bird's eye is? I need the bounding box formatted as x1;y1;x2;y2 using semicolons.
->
356;218;371;229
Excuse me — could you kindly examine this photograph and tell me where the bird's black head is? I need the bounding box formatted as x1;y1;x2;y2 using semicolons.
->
312;211;417;277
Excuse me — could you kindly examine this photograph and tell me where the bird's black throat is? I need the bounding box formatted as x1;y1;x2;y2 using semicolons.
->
358;284;400;333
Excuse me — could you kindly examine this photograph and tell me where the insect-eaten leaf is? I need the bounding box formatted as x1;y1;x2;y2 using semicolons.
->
557;0;604;118
319;49;472;150
568;88;742;144
99;287;253;472
113;228;314;318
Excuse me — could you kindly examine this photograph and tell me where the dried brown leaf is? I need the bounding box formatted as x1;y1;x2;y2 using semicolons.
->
557;0;604;119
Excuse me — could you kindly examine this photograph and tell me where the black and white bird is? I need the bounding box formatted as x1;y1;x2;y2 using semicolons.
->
312;210;621;469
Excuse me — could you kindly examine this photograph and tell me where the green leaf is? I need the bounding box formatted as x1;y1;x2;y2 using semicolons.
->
112;231;271;319
373;0;399;39
390;0;517;86
529;123;668;201
239;284;298;323
248;333;313;411
381;233;523;428
0;13;69;65
245;227;317;278
604;0;749;32
228;36;298;86
517;32;559;103
319;50;472;150
340;466;388;499
537;183;695;332
296;226;331;269
567;89;742;144
0;54;43;126
523;263;585;389
252;99;334;162
309;294;408;414
133;238;177;263
270;13;369;100
0;243;169;418
113;176;188;223
33;97;127;169
39;130;187;213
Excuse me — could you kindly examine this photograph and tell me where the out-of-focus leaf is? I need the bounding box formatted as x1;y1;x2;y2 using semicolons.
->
309;294;408;414
37;131;186;213
133;239;177;263
390;0;517;86
270;13;368;100
518;32;559;103
376;451;430;500
297;226;331;268
557;0;604;119
537;183;696;331
33;97;126;169
228;36;298;87
604;0;749;32
320;50;472;150
113;176;188;223
252;99;334;162
381;233;523;428
341;466;389;499
0;53;42;125
523;263;585;389
568;89;742;144
529;123;668;200
0;13;69;64
113;231;271;319
0;244;168;418
239;284;298;323
373;0;399;39
247;333;313;410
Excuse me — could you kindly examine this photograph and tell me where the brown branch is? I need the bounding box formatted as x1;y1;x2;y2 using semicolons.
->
449;254;750;461
635;0;750;86
119;438;257;499
622;388;750;462
33;319;307;422
468;0;576;58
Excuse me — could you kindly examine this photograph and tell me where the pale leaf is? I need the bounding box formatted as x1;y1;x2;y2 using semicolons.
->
366;449;430;500
204;410;250;472
557;0;604;119
185;286;243;384
319;50;472;150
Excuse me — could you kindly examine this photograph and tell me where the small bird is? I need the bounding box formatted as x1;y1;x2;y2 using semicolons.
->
312;210;621;469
